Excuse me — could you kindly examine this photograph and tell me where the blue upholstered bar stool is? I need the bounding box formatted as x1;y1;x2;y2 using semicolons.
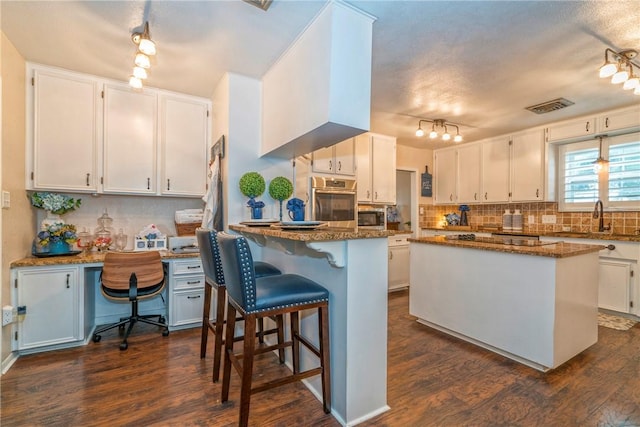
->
197;228;283;383
216;231;331;427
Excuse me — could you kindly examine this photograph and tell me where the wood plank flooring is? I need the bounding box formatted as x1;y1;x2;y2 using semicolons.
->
2;289;639;426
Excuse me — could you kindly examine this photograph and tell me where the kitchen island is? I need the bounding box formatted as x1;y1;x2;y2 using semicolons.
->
229;225;392;426
409;235;604;372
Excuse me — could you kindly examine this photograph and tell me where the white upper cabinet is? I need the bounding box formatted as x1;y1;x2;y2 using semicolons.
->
456;144;481;203
160;95;209;196
481;137;510;203
546;105;640;143
312;138;355;176
599;105;640;134
355;133;397;204
546;117;595;142
103;83;158;194
511;129;545;201
434;148;457;204
30;66;100;192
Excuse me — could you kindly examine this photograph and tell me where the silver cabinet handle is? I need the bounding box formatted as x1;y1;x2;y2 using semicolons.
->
338;161;342;171
147;177;150;190
485;192;488;200
474;193;477;200
187;280;201;285
167;179;171;191
66;274;70;289
605;117;609;128
187;295;202;299
586;121;590;132
86;173;90;186
536;188;539;198
329;160;332;171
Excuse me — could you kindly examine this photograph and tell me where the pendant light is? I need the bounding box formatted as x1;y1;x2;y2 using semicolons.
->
592;136;609;172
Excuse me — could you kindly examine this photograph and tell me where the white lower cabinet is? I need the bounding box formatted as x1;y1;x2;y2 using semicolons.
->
14;266;83;351
388;234;410;291
169;259;205;329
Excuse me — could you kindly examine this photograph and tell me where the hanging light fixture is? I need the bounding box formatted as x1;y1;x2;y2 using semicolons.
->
598;48;640;95
592;136;609;172
415;119;463;142
129;21;157;89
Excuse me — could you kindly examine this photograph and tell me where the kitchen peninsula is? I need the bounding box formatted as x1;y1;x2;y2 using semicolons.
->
409;235;604;372
229;224;391;426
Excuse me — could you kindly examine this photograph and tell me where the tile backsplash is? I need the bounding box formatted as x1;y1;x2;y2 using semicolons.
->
419;202;640;235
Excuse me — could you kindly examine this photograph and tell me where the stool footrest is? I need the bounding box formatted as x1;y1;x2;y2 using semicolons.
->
251;367;322;395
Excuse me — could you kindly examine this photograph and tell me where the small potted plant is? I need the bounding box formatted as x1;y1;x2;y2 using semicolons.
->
268;176;293;221
239;172;266;219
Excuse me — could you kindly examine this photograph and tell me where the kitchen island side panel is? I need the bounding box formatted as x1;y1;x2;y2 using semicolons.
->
409;243;598;370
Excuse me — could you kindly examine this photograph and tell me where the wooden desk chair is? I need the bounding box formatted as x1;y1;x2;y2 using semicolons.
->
197;228;283;383
216;231;331;427
92;251;169;350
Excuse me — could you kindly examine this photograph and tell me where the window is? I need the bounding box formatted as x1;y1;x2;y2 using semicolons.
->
559;132;640;211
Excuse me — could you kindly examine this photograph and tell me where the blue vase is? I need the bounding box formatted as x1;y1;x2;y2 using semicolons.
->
251;207;263;220
48;240;69;254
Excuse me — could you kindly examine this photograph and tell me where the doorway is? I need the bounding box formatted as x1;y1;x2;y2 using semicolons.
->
395;168;418;237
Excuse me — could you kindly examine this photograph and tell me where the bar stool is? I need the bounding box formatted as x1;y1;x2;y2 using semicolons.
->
197;228;283;383
216;231;331;427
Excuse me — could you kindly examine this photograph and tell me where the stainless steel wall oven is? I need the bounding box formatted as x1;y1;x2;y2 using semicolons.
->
310;177;357;228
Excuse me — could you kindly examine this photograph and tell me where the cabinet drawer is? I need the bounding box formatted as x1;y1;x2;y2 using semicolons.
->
173;274;205;290
173;259;203;275
388;235;411;246
171;290;204;327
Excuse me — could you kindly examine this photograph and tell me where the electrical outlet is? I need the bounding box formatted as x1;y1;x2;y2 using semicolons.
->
528;215;535;224
2;306;13;326
1;191;10;209
541;215;557;224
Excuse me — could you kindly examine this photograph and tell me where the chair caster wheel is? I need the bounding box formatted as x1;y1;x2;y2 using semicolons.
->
120;342;128;351
92;334;101;343
162;329;170;337
159;316;166;323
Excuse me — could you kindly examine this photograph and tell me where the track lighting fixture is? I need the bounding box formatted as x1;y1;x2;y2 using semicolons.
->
415;119;462;142
598;48;640;95
129;21;157;89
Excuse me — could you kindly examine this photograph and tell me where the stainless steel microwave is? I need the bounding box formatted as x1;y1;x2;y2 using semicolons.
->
357;207;386;229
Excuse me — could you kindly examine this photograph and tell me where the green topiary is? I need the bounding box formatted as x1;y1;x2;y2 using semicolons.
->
268;176;293;201
239;172;265;198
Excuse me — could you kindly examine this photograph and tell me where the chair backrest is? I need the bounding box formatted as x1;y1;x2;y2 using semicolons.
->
102;251;164;291
196;228;225;286
216;232;257;311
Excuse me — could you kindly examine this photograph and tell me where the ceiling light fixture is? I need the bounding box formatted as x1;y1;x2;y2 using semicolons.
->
592;136;609;172
129;21;157;89
598;48;640;95
415;119;463;142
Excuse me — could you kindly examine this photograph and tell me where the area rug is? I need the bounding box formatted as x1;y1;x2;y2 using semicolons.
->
598;312;638;331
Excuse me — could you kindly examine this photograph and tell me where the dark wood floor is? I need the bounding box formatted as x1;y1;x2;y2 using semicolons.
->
2;290;639;426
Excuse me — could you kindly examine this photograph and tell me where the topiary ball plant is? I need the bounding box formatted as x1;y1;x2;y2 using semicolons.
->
239;172;266;219
268;176;293;221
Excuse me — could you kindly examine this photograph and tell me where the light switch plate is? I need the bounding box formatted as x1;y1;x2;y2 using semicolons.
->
528;215;535;224
1;191;10;209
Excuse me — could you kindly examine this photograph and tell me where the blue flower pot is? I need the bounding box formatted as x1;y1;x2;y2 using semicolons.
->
48;240;69;254
251;207;263;220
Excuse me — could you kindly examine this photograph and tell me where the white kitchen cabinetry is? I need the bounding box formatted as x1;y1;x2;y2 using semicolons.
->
355;133;397;204
599;105;640;134
433;148;457;204
388;234;410;291
546;105;640;143
457;143;482;203
14;266;83;351
169;259;205;329
30;66;100;192
312;138;355;176
160;95;209;196
511;129;545;201
481;137;510;203
546;117;596;142
103;83;158;194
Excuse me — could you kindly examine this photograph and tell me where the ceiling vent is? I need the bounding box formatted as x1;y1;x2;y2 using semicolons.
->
525;98;575;114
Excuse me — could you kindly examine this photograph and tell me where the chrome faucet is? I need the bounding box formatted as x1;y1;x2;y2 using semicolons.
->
592;200;610;232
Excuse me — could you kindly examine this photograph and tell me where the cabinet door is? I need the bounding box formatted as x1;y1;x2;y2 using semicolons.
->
598;260;632;313
32;68;99;192
171;289;205;327
546;117;595;142
160;95;209;196
103;84;158;194
481;137;510;203
371;134;397;204
511;129;544;201
334;138;355;176
355;135;372;202
600;106;640;134
17;267;81;350
456;144;481;203
434;149;457;204
312;146;334;173
388;245;410;290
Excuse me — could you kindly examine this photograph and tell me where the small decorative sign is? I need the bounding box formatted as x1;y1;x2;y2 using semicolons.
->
421;166;432;197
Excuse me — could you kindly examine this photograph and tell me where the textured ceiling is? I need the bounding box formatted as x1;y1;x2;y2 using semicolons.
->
2;0;639;149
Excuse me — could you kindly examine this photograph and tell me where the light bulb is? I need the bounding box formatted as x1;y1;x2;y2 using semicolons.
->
133;66;148;79
416;128;424;137
622;76;639;90
454;134;463;143
442;132;451;141
134;53;151;69
611;69;629;84
138;38;156;56
129;76;143;89
599;63;618;78
429;130;438;139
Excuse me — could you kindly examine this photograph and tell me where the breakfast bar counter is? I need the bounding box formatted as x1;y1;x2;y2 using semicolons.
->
409;236;604;372
230;224;391;426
